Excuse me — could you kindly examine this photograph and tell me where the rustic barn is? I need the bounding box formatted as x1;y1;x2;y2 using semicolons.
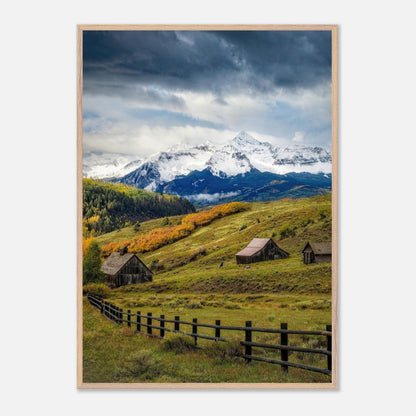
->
235;238;290;265
302;242;332;264
101;247;153;288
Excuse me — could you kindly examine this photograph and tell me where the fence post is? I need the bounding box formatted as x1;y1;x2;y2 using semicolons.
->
174;316;180;332
192;318;198;346
147;313;152;336
326;324;332;372
160;315;165;338
281;323;288;373
119;308;124;325
215;320;221;340
245;321;252;363
136;311;141;332
100;300;104;314
127;310;131;328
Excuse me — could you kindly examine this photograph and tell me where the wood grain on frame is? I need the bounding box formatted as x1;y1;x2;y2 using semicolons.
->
77;24;338;389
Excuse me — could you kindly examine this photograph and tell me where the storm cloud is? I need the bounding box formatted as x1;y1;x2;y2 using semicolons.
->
82;30;333;156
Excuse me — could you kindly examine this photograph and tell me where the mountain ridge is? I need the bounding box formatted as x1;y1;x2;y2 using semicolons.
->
84;131;331;183
118;131;331;190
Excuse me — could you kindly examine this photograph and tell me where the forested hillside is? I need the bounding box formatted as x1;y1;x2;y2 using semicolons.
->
83;179;195;236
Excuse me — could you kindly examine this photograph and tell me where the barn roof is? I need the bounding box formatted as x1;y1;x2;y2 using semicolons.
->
101;252;136;276
236;238;275;257
302;242;332;255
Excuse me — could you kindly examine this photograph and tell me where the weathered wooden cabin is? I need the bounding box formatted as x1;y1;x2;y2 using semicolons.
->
101;247;153;288
235;238;290;265
302;242;332;264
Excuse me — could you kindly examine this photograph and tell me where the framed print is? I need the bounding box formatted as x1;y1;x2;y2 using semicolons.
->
77;25;338;389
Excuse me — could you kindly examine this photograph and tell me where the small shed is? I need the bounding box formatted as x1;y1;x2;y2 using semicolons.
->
302;242;332;264
101;247;153;288
235;238;290;265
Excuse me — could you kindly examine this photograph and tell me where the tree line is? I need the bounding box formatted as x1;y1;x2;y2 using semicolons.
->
102;202;247;257
83;179;195;236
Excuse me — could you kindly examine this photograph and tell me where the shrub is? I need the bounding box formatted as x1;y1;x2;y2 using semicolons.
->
300;218;314;227
318;208;327;220
279;224;296;239
186;301;203;309
120;327;135;337
83;283;111;298
161;334;196;353
150;258;160;271
189;248;207;262
122;350;161;379
224;302;241;309
204;337;243;361
239;224;247;231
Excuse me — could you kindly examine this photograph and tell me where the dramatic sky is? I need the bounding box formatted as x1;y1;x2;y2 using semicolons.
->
83;30;332;157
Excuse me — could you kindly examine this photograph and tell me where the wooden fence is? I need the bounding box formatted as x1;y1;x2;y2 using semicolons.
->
86;294;332;376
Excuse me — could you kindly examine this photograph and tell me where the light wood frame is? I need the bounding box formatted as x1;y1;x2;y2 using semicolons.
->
77;24;338;389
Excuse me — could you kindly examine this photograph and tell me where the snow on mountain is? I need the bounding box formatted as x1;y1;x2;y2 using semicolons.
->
83;152;142;179
230;133;277;173
206;148;253;177
229;131;331;175
86;131;332;194
230;130;264;149
149;147;213;183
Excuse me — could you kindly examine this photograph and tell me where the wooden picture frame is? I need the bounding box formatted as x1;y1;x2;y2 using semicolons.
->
77;24;338;389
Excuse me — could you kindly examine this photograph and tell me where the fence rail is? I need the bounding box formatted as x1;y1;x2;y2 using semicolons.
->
86;294;332;376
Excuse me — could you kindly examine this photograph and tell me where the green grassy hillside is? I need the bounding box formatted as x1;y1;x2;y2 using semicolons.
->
94;194;332;313
97;194;331;291
84;194;333;383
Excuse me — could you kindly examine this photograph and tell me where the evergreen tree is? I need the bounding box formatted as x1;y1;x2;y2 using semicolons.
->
83;240;105;284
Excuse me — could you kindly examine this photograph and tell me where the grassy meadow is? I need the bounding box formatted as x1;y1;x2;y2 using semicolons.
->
84;194;333;383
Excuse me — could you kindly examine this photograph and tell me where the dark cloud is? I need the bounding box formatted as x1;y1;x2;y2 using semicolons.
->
83;30;331;96
84;81;186;110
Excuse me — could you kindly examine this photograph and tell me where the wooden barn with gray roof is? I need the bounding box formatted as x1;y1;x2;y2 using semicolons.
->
302;242;332;264
101;246;153;288
235;238;290;265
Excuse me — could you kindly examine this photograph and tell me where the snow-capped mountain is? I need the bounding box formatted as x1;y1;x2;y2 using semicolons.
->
83;152;142;179
83;132;332;204
119;131;331;191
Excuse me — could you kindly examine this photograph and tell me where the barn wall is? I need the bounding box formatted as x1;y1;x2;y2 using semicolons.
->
106;275;116;288
303;252;314;264
236;256;250;264
315;254;331;263
114;256;153;287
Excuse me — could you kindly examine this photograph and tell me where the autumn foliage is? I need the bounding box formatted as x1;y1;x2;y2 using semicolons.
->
82;235;94;258
102;202;247;258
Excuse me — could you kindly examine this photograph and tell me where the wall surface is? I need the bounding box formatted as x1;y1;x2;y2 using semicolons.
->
1;1;416;416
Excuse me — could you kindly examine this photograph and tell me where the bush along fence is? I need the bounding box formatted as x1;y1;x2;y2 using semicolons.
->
86;294;332;376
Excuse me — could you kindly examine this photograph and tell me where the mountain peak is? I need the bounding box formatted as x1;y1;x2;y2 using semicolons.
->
231;131;261;147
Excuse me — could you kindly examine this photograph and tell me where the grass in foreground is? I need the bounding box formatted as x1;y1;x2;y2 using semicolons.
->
83;299;331;384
